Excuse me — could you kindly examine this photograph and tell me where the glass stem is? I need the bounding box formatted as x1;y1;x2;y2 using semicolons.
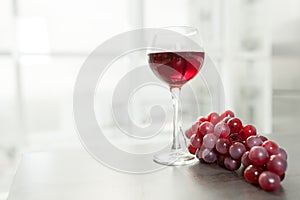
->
170;87;183;151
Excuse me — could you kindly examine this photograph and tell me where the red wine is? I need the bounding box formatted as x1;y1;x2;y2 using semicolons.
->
148;51;205;88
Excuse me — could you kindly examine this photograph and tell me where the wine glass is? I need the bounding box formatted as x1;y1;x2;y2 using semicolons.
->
147;26;205;166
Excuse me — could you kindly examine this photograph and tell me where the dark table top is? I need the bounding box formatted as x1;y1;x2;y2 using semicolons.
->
7;132;299;200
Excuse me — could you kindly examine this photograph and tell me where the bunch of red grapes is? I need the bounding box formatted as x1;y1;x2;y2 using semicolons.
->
185;110;288;192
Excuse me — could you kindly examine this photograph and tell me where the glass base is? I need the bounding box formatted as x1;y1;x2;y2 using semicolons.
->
153;149;195;166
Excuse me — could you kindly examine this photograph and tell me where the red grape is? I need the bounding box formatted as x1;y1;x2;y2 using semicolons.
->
216;138;231;155
245;135;263;150
224;156;241;171
259;135;268;142
249;146;269;166
227;118;243;133
190;121;200;136
203;133;218;149
185;128;193;139
223;116;232;123
185;122;200;139
198;121;214;136
241;151;252;168
242;124;257;140
220;110;235;119
267;155;287;176
214;122;230;138
195;147;203;160
208;112;220;125
188;144;197;155
259;171;281;191
190;134;202;148
202;148;217;163
244;165;263;185
277;148;288;160
229;142;246;160
197;116;207;123
262;140;279;155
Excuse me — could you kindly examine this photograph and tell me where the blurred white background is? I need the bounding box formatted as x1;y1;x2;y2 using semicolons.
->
1;0;300;199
